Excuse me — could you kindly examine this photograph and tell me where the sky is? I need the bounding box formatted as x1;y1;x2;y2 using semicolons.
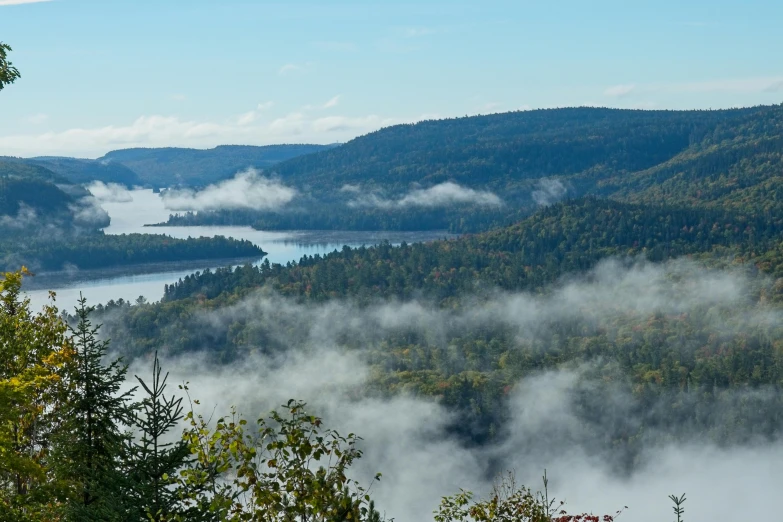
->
1;0;782;158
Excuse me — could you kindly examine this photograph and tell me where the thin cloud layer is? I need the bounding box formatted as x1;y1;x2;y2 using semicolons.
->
604;84;636;97
349;182;503;209
88;181;133;203
532;178;568;206
161;168;297;212
0;110;417;157
0;0;51;5
605;76;783;97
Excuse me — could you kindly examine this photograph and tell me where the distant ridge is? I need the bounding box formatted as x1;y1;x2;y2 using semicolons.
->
98;143;336;187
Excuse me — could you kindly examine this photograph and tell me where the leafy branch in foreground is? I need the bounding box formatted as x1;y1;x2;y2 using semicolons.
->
434;470;625;522
0;42;21;91
175;395;386;522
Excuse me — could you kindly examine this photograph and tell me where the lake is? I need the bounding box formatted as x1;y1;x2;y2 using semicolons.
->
23;189;453;311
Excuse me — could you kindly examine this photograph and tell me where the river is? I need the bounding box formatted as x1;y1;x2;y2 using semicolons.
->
23;189;453;311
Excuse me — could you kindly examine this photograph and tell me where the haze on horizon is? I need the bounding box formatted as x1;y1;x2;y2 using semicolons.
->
1;0;782;158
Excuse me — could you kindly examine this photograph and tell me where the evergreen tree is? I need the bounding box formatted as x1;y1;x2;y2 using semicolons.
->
52;296;136;521
127;352;189;521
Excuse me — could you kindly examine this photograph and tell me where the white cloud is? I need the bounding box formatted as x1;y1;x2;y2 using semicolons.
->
236;102;275;126
668;76;783;93
323;95;341;109
479;102;502;113
604;84;636;98
532;178;568;206
170;94;187;101
0;0;51;5
763;80;783;93
278;63;303;76
26;113;48;124
311;115;396;133
350;182;503;209
161;168;296;212
269;112;305;134
606;76;783;98
236;111;257;126
87;181;133;203
0;108;421;157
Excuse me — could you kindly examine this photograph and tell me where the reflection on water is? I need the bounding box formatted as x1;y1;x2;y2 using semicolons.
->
23;189;454;311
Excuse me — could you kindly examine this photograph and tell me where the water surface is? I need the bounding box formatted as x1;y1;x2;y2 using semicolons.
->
24;190;453;310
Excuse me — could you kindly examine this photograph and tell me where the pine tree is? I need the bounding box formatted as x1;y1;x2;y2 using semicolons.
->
127;352;189;521
52;296;137;521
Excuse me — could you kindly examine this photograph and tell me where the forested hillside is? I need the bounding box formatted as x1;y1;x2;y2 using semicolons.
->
159;105;783;232
98;197;783;453
30;156;142;185
0;159;264;271
98;144;336;187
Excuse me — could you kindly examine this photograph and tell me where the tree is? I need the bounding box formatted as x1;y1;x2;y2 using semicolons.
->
51;296;137;521
126;352;190;522
176;398;385;522
434;471;623;522
0;269;70;521
0;42;20;91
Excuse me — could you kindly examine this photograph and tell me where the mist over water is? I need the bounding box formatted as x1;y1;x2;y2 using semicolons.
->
23;189;452;310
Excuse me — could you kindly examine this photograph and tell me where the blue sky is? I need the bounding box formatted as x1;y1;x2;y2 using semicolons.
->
1;0;782;158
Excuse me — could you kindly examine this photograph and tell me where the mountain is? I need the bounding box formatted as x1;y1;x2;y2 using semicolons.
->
30;156;142;186
161;105;783;232
98;144;337;187
0;159;95;228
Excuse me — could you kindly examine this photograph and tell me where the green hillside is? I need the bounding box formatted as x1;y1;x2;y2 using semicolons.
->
161;105;783;232
30;156;142;185
99;143;336;187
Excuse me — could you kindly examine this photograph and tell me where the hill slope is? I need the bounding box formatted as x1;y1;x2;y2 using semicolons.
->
161;105;783;232
99;197;783;450
99;144;336;187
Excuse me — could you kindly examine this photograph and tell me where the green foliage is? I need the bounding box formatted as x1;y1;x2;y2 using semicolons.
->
176;398;383;522
159;105;783;232
127;352;190;522
0;233;265;273
434;471;621;522
668;494;686;522
95;197;783;449
159;198;783;304
0;269;70;521
0;42;20;91
51;297;138;521
26;157;142;186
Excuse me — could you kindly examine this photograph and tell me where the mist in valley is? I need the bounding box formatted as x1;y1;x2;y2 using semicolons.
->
118;257;783;522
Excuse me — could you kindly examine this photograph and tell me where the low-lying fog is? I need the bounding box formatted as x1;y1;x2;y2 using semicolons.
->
23;188;452;310
121;258;783;522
